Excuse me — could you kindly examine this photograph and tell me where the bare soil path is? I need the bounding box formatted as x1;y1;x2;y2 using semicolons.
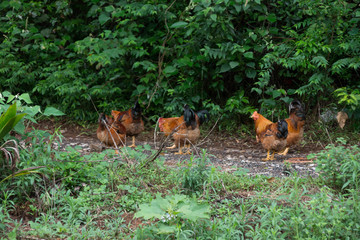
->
31;120;323;178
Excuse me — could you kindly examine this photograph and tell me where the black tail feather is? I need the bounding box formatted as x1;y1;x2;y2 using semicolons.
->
183;104;196;129
197;110;210;125
276;120;288;139
289;99;303;112
289;99;306;120
131;100;142;119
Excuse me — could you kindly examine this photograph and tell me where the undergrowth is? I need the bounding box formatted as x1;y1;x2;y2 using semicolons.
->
1;128;359;239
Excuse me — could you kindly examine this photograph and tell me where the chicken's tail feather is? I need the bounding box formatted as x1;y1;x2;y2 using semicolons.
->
131;100;142;119
184;104;196;128
276;120;288;139
197;110;210;125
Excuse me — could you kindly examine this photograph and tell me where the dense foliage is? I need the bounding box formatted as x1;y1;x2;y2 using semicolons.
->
1;0;360;125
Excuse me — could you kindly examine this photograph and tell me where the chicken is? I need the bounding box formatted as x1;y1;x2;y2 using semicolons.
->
278;100;306;156
259;119;288;161
252;110;288;160
251;111;273;143
158;104;210;154
96;113;126;153
111;101;144;148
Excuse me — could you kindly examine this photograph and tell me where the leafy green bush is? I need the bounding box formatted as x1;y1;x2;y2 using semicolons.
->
135;193;210;238
1;0;359;124
309;138;360;191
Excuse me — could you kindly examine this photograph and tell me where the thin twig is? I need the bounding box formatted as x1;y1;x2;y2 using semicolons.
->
196;115;221;147
146;0;176;109
138;122;185;169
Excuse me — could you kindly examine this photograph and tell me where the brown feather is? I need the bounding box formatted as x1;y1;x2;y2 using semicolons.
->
96;113;126;147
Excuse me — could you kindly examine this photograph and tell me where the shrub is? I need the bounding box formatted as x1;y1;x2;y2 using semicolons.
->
308;138;360;191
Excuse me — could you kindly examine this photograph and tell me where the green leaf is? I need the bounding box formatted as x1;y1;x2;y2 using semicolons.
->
0;166;45;184
19;93;33;104
163;65;178;76
0;117;15;140
258;15;267;22
210;14;217;21
104;5;115;13
229;61;239;69
0;113;26;140
135;194;169;220
233;3;241;12
252;88;262;94
43;107;65;116
244;52;253;59
0;103;16;130
170;21;188;28
136;85;147;94
234;75;243;83
156;224;177;234
220;63;231;73
99;13;110;25
177;201;210;221
23;106;41;117
0;103;26;140
272;90;282;99
267;13;277;23
6;95;15;104
13;119;25;135
245;69;256;78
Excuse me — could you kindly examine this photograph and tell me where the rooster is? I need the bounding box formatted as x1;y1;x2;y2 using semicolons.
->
252;110;288;161
158;104;210;154
252;111;273;143
96;113;126;153
259;119;288;161
111;101;144;148
278;99;306;156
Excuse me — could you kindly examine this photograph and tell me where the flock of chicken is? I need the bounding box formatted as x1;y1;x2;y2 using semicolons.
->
97;100;306;161
96;102;210;154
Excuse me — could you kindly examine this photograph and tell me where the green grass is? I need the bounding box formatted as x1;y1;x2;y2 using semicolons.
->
1;129;360;239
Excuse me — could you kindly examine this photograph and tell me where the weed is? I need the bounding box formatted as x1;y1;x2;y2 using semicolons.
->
308;137;360;191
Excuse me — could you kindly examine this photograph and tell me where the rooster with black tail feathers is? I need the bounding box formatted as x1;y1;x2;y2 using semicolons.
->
159;104;210;154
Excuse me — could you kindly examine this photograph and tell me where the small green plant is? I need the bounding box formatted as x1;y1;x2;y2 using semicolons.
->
0;102;26;173
334;87;360;112
308;137;360;191
135;193;210;237
180;150;211;194
0;91;64;134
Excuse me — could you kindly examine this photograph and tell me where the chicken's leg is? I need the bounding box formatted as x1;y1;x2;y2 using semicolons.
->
278;147;289;156
175;146;191;155
262;150;272;161
166;144;176;149
175;146;184;155
129;136;137;148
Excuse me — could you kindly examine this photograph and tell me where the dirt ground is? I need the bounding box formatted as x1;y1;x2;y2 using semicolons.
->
28;119;324;178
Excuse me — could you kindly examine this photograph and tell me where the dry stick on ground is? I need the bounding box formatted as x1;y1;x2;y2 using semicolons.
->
196;114;222;147
154;118;160;149
138;123;185;170
185;138;200;156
